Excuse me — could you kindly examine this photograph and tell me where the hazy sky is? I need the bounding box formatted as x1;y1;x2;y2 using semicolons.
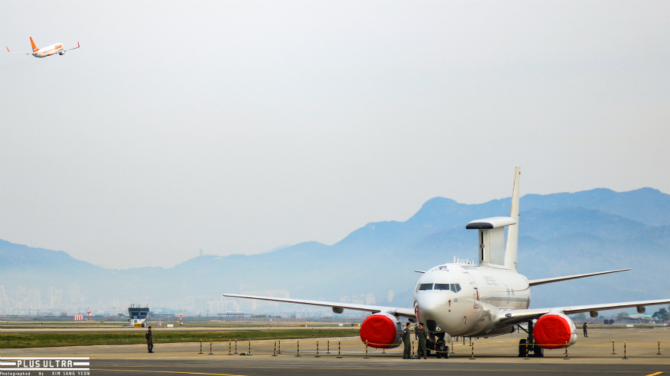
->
1;0;668;269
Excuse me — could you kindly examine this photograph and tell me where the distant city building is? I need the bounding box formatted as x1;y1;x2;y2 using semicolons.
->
219;311;249;319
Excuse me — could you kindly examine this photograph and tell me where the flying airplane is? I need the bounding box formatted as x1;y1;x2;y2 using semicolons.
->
224;167;670;357
6;37;80;58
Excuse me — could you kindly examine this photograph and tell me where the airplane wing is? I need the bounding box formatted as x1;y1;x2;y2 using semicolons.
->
64;42;80;52
6;47;31;54
497;298;670;326
528;268;631;286
223;293;417;319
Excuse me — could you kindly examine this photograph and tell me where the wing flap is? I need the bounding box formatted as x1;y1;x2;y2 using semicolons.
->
223;293;416;318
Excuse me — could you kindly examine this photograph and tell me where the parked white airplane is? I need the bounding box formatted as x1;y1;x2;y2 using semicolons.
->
6;37;80;58
225;167;670;357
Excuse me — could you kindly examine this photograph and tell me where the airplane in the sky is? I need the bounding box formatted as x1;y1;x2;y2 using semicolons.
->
6;37;80;58
225;167;670;357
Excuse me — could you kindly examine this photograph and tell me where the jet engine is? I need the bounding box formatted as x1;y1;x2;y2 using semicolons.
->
533;312;578;349
359;313;403;348
59;51;65;55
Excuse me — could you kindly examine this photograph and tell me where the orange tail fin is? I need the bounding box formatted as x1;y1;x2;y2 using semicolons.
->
30;37;38;52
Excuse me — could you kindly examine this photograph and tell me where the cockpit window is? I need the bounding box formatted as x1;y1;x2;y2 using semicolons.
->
451;284;462;292
434;283;450;291
418;283;433;291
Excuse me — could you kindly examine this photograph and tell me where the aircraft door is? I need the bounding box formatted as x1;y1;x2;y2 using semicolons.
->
463;272;479;308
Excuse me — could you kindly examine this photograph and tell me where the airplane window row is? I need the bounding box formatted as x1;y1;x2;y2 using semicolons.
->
416;283;462;292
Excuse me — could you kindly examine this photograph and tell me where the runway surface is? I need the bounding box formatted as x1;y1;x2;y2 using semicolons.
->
2;328;669;375
87;358;668;376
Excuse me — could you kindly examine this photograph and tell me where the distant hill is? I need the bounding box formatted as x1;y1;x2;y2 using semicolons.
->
0;239;96;271
1;187;668;315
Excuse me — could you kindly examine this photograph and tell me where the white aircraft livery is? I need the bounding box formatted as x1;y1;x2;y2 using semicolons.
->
224;167;670;357
6;37;80;58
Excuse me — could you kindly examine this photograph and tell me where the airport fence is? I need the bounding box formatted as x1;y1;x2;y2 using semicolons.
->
194;337;667;359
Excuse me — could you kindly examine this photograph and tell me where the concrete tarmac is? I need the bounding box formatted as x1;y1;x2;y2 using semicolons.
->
82;358;670;376
2;328;669;375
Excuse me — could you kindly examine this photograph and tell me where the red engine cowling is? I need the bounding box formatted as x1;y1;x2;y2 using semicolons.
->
359;313;403;348
533;312;578;349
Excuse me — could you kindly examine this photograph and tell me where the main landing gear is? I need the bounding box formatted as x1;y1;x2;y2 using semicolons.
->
518;321;544;357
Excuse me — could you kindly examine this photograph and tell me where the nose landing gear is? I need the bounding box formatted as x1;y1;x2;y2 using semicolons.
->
426;333;449;359
436;333;449;359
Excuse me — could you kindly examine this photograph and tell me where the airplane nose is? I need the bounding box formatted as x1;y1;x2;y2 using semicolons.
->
417;295;439;312
416;294;448;325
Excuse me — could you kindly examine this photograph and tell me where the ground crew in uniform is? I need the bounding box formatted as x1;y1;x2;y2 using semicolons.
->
582;322;588;337
416;323;428;359
402;323;412;359
146;326;154;353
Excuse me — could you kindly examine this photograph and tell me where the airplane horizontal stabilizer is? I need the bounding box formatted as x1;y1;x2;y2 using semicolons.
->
528;268;631;286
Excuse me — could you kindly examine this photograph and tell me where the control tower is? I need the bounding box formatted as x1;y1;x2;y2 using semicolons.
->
128;304;150;327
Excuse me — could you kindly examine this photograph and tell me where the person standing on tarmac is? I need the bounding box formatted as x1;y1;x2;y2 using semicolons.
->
417;324;428;359
402;323;412;359
146;326;154;353
582;322;588;337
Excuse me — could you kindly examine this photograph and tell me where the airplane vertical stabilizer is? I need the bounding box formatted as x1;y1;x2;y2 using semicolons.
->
30;37;38;52
504;166;520;271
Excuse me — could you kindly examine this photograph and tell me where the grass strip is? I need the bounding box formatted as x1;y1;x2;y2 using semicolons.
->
0;329;360;349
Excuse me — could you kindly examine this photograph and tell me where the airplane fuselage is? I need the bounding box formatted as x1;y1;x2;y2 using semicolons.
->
414;262;531;338
33;43;64;58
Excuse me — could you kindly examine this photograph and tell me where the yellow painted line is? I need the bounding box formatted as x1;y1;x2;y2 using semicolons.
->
92;369;247;376
646;373;663;376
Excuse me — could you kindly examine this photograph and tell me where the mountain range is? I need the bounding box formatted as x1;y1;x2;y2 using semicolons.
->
1;187;669;315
